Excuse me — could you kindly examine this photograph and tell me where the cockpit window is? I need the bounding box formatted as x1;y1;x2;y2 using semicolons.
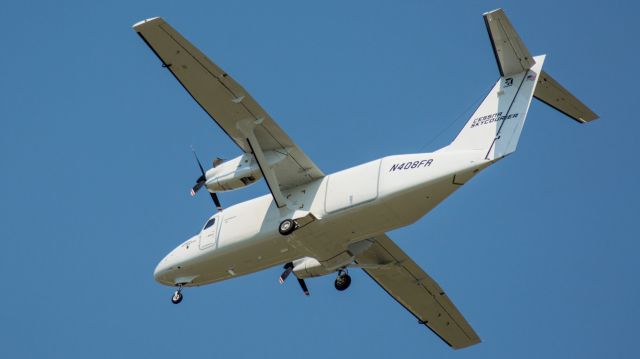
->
203;218;216;230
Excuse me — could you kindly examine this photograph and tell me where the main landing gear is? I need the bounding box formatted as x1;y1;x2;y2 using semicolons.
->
171;285;184;304
278;219;298;236
334;270;351;291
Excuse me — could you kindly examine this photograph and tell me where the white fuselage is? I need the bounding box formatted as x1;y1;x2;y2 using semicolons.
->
154;149;493;287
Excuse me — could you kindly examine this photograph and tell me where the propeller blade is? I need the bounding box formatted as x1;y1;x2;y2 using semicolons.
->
279;262;294;284
191;148;206;175
191;174;206;196
210;192;222;211
278;262;309;295
191;147;223;211
297;278;310;296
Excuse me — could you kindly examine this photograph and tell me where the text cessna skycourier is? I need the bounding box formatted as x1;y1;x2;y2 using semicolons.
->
134;9;598;349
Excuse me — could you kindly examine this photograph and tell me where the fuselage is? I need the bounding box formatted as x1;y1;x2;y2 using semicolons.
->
154;149;493;287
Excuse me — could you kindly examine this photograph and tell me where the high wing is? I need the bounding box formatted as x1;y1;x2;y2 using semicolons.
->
133;18;324;206
356;234;481;349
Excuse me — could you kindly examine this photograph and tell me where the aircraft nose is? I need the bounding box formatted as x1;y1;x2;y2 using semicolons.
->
153;237;198;286
153;258;172;285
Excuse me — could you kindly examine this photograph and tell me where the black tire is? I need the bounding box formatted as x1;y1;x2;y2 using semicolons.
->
171;291;183;304
334;274;352;291
279;219;296;235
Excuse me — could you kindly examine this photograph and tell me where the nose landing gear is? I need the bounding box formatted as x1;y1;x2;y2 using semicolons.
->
171;285;184;304
334;270;352;291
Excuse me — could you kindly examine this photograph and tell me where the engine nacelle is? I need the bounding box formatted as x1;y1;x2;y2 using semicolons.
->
292;257;334;279
205;151;286;192
291;241;375;278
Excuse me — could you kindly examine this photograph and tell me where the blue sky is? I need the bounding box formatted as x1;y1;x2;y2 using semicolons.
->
1;0;638;358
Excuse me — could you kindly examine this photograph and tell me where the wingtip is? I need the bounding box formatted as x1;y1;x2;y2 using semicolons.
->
452;338;482;350
132;17;162;30
482;8;504;17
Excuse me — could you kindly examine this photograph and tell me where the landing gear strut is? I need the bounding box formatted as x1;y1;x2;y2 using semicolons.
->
171;285;184;304
278;219;297;236
334;270;352;291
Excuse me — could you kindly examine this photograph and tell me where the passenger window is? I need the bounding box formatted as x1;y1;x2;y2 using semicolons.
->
203;218;216;230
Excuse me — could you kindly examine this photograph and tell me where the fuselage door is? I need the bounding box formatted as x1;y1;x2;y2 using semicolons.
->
199;213;222;250
325;159;381;213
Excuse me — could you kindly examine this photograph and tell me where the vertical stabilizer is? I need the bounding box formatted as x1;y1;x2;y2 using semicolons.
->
445;56;545;160
443;9;544;160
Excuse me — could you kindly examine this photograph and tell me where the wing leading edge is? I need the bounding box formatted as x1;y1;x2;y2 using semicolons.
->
356;234;481;349
133;17;324;195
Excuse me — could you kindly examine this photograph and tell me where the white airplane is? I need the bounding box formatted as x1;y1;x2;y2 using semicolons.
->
134;9;598;349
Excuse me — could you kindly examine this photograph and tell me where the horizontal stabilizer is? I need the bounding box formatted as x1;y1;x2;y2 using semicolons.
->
484;9;535;76
534;70;599;123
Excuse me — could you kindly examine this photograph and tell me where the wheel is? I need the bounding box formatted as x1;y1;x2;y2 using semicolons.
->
171;291;183;304
334;273;352;291
279;219;296;235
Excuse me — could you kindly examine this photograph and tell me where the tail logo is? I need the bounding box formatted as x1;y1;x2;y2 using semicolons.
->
470;112;520;128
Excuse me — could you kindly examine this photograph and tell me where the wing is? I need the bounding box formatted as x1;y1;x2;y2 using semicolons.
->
356;234;481;349
133;17;324;194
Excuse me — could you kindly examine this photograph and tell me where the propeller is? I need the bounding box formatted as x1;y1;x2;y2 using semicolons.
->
297;278;310;296
191;148;222;211
279;262;309;296
279;262;293;284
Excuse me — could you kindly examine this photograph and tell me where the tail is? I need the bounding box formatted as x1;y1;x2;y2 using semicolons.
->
445;9;598;161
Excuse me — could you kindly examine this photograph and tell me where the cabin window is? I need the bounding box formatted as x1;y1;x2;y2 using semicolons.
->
203;218;216;230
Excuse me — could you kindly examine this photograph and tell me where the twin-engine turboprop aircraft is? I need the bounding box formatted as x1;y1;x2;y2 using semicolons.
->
134;9;598;349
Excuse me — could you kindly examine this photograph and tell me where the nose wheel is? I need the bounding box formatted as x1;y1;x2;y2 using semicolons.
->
334;270;352;291
171;285;184;304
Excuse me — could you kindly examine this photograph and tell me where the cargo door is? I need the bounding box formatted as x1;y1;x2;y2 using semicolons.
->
325;160;380;213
